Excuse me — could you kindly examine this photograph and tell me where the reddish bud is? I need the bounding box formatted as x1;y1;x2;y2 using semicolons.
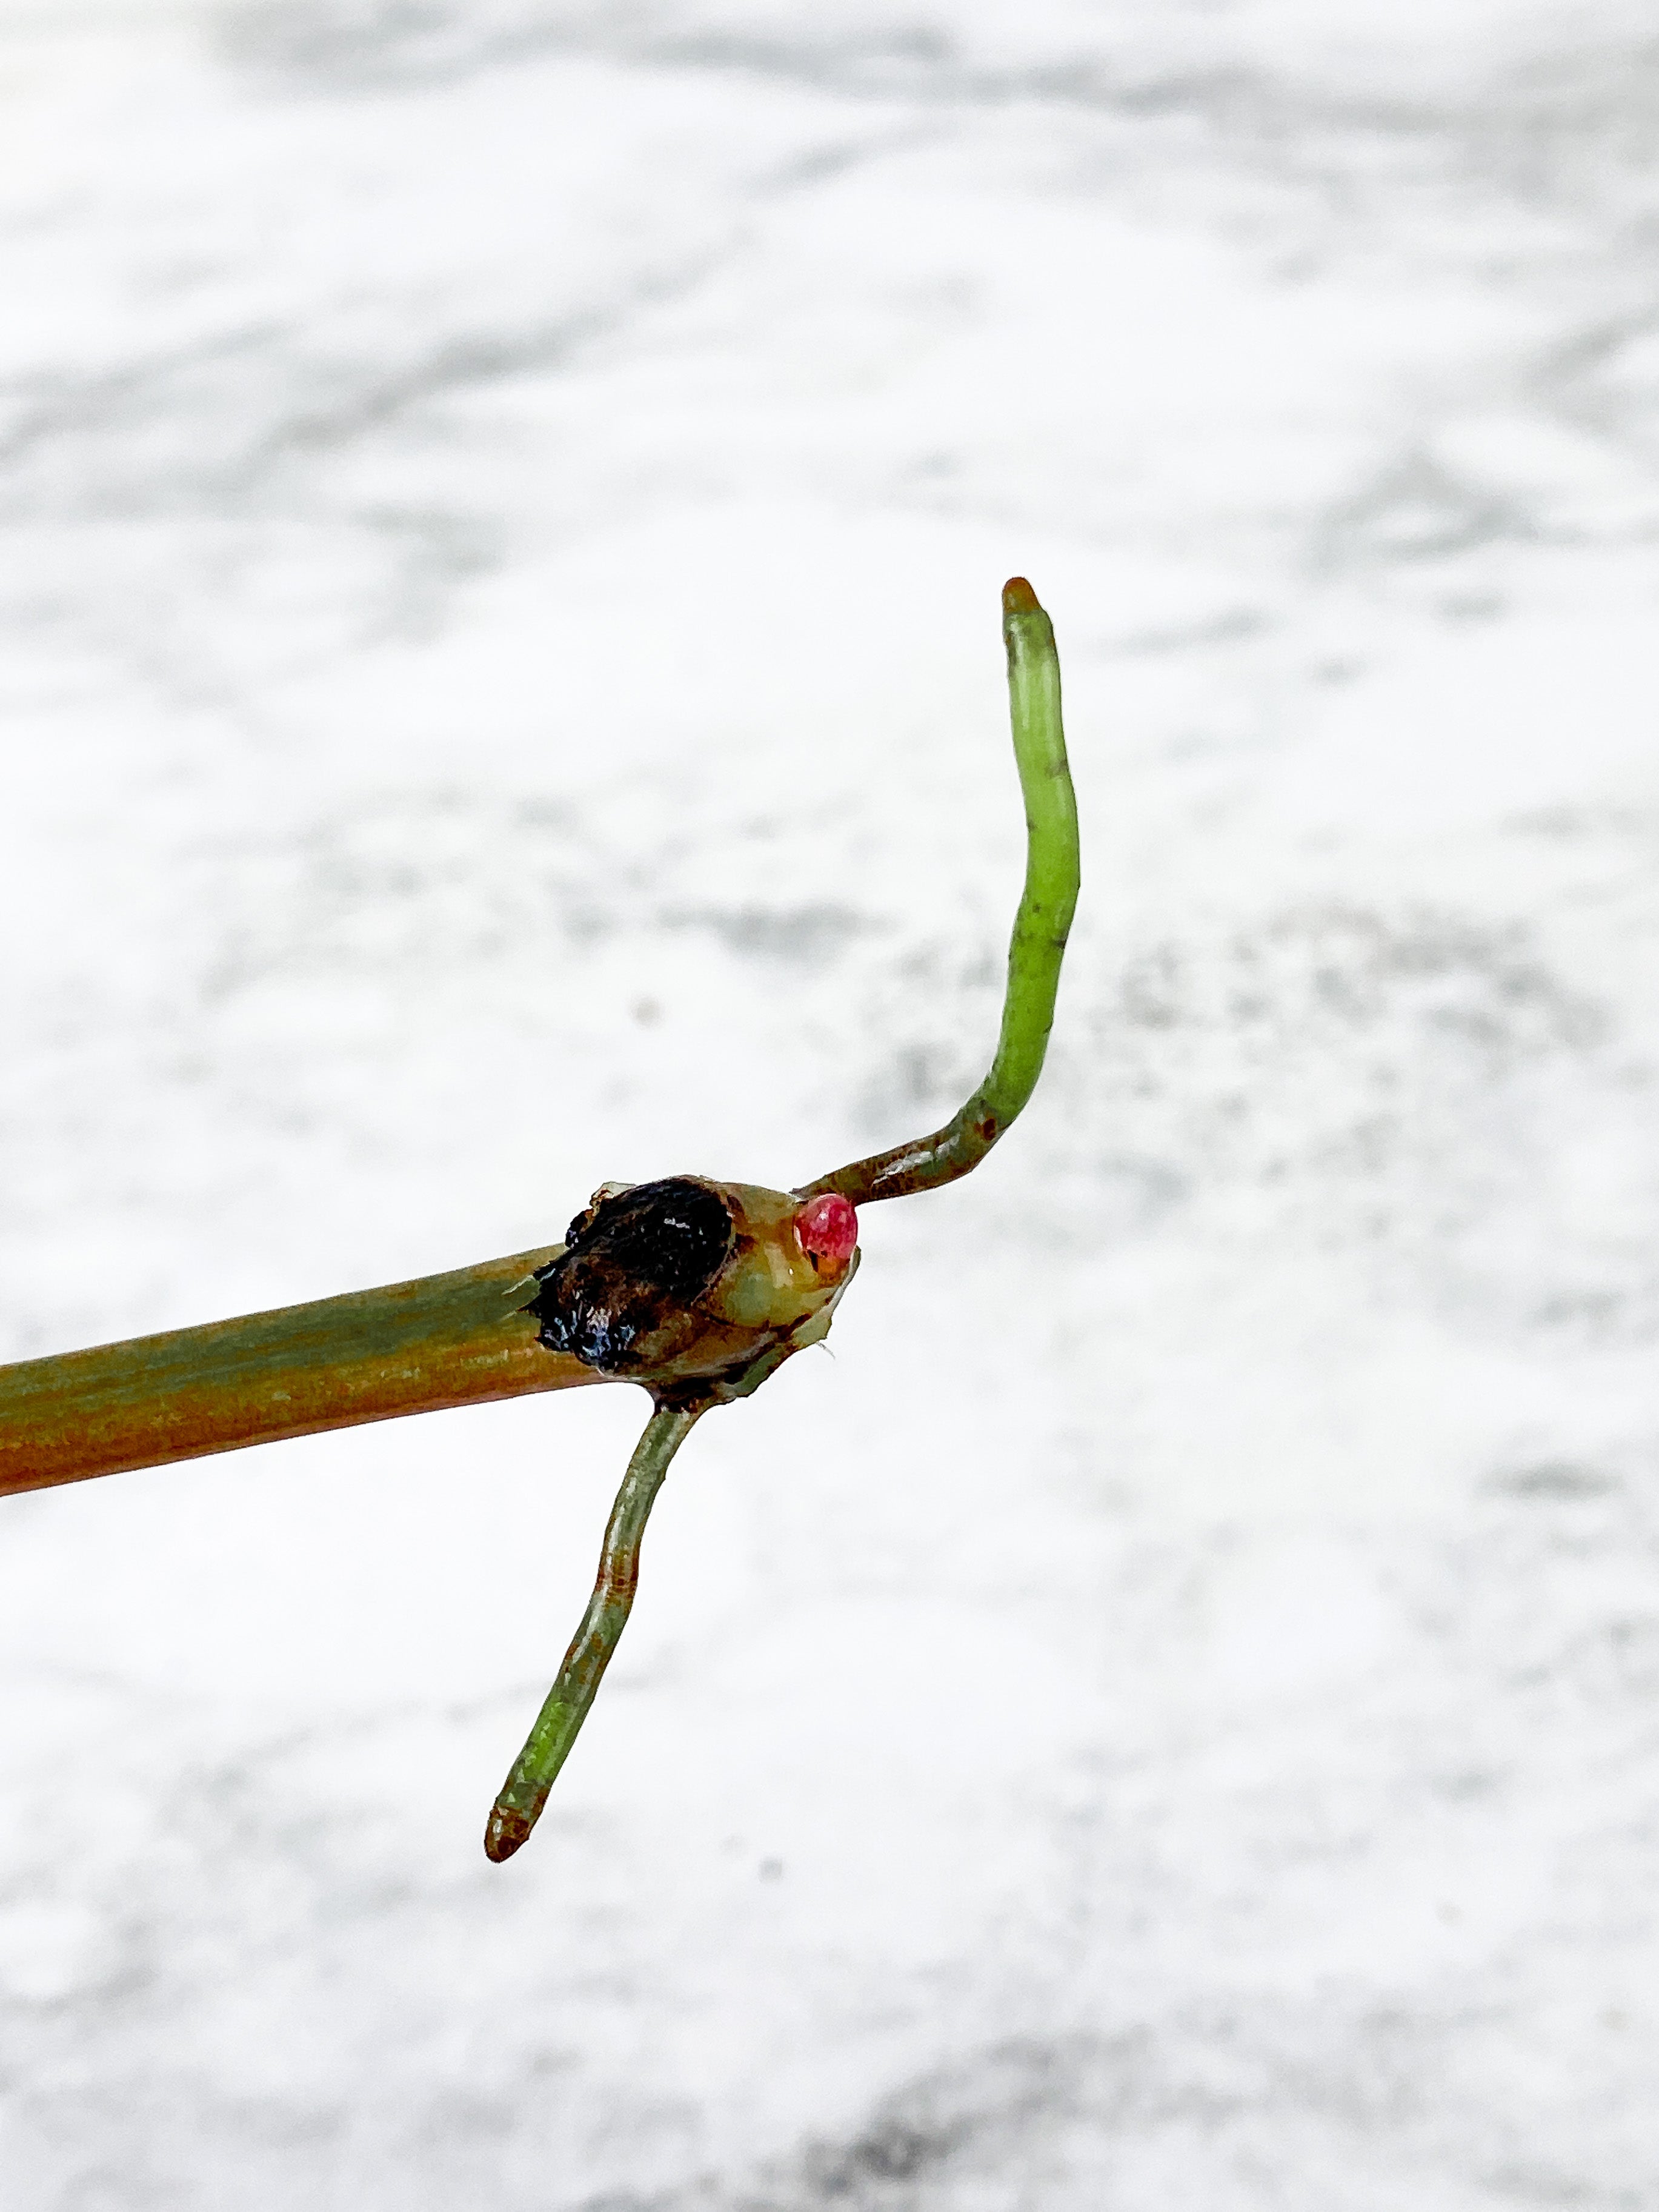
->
794;1192;858;1267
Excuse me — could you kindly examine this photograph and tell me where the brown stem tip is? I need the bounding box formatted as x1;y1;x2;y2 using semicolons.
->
1002;576;1040;614
485;1804;534;1863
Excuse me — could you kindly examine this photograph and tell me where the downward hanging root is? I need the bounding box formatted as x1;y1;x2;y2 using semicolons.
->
484;1399;705;1861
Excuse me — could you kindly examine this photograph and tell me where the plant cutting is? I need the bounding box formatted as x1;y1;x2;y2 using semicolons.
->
0;577;1080;1859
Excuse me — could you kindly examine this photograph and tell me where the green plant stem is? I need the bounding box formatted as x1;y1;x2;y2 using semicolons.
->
485;1397;705;1861
799;577;1080;1207
0;1247;597;1498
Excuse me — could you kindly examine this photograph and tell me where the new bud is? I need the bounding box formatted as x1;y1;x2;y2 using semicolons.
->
794;1192;858;1268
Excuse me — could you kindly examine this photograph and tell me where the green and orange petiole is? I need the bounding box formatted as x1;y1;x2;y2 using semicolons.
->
0;579;1080;1860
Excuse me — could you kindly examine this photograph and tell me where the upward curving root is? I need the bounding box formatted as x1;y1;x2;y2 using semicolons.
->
797;577;1080;1208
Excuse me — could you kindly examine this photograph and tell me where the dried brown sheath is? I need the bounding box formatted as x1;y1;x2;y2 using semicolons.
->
0;1247;599;1496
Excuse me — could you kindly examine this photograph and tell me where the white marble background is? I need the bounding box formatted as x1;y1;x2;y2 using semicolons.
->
2;1;1659;2204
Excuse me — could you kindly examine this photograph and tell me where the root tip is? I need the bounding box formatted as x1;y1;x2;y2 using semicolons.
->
485;1805;533;1863
1002;576;1041;615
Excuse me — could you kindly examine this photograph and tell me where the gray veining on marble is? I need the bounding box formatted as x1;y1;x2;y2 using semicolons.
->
3;3;1659;2204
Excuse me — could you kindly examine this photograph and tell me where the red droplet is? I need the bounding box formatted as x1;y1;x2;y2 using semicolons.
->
794;1192;858;1266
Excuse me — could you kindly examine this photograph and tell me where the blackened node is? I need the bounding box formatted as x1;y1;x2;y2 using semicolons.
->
527;1178;735;1372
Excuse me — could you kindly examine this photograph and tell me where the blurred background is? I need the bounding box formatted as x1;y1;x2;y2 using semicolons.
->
3;1;1659;2203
